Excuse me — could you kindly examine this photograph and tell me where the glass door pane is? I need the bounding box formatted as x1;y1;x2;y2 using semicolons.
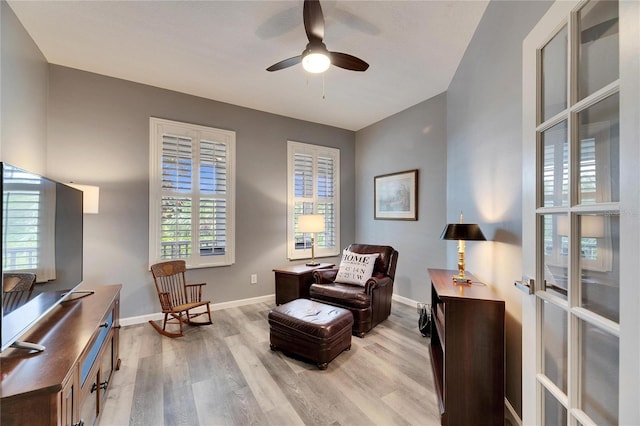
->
577;93;620;204
579;320;619;426
542;121;569;207
579;213;619;322
544;387;568;426
543;213;569;299
578;0;619;100
543;300;568;392
542;26;568;121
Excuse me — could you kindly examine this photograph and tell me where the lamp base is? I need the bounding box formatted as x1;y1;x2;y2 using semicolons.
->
452;276;472;285
306;261;320;267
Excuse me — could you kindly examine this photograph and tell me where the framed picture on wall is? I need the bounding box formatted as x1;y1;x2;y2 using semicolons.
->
374;169;418;220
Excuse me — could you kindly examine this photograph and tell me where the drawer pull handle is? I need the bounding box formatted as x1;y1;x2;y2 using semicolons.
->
90;382;97;393
99;322;109;328
73;420;84;426
100;380;109;390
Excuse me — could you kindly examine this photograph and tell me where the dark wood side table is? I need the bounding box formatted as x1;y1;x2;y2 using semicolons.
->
273;263;334;305
427;268;505;425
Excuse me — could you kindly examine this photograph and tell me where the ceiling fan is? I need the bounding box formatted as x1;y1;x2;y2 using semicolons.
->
266;0;369;74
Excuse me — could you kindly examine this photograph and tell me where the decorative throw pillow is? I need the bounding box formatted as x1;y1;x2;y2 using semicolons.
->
335;249;379;286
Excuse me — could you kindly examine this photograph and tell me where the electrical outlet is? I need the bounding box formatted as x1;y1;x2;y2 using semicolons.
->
250;274;258;284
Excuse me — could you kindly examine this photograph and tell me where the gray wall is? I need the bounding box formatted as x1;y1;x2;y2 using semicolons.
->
355;93;447;303
0;1;48;173
446;0;552;417
45;65;355;318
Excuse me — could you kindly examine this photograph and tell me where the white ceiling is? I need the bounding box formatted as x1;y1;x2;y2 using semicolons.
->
8;0;488;131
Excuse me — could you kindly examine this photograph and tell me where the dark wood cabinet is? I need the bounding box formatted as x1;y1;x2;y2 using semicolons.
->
273;263;334;305
427;268;505;426
0;285;121;426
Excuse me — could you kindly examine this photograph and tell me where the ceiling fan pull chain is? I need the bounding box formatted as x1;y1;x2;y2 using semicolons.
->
322;74;326;100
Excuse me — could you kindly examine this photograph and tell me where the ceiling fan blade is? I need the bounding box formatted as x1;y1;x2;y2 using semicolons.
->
266;55;302;72
329;52;369;72
303;0;324;42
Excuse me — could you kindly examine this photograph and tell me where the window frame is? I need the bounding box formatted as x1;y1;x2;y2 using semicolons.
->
149;117;235;269
287;140;340;261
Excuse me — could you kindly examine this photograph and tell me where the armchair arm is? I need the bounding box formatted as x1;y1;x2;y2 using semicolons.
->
313;268;339;284
185;282;206;302
363;275;393;295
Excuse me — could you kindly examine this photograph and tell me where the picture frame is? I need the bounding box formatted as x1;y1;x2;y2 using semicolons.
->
374;169;418;220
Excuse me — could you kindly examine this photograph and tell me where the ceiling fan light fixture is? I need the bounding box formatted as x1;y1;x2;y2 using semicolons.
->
266;0;368;74
302;52;331;73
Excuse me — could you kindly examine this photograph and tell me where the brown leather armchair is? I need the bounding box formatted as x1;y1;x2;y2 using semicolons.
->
310;244;398;337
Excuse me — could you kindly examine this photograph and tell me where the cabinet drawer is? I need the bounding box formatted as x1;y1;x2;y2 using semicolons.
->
81;310;113;386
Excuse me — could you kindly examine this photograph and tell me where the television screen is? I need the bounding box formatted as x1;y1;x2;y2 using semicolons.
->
1;162;83;351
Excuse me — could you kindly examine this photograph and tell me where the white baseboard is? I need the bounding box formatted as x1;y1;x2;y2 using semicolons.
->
392;293;419;307
119;294;276;327
210;294;275;311
505;397;522;426
123;294;417;326
119;312;164;327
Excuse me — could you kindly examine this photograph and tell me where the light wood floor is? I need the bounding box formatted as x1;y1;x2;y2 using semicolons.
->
100;300;441;426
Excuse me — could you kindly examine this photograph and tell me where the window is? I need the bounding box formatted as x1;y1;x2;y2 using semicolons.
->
287;141;340;261
149;118;235;268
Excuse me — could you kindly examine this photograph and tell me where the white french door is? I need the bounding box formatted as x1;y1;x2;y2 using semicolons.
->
522;1;639;425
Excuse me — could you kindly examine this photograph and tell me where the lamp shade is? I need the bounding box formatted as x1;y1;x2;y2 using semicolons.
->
298;214;325;233
581;215;605;238
440;223;486;241
557;214;604;238
68;183;100;214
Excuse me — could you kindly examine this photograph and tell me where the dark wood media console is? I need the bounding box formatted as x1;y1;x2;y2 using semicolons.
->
0;284;122;426
427;268;505;425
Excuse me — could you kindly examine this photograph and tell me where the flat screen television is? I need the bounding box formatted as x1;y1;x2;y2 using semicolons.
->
1;162;84;352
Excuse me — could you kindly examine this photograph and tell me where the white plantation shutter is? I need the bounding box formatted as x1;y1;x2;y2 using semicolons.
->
199;139;227;256
150;118;235;268
316;155;336;249
160;135;193;258
287;141;340;260
294;153;313;198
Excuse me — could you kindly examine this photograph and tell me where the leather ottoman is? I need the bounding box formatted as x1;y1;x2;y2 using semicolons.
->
268;298;353;370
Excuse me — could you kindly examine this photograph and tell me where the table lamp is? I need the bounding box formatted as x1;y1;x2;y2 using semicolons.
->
298;214;325;266
441;212;486;285
68;183;100;214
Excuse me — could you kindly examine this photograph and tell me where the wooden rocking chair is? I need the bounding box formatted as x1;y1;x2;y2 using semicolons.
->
149;260;212;338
